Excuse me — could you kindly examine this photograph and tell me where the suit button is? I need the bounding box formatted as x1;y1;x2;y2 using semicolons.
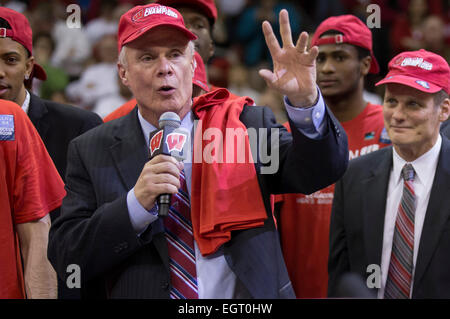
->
161;282;169;290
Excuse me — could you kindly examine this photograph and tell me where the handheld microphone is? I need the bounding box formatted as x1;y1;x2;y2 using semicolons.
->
149;112;189;217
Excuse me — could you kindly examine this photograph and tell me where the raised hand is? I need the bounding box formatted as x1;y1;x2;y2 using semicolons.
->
259;9;319;108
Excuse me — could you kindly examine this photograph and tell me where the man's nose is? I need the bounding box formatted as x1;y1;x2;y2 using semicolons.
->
391;105;407;122
157;57;173;76
319;58;335;74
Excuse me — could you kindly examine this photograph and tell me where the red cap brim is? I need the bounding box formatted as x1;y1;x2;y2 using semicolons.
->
369;52;380;74
32;63;47;81
376;74;442;93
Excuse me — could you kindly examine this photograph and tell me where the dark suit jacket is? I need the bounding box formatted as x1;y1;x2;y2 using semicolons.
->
48;105;348;299
442;121;450;139
27;93;103;181
329;136;450;298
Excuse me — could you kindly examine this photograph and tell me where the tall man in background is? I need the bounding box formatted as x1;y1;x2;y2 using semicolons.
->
0;7;103;299
329;49;450;298
0;8;103;185
277;15;390;298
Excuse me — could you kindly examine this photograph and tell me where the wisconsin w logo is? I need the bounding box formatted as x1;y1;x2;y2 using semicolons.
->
150;130;163;156
166;132;187;152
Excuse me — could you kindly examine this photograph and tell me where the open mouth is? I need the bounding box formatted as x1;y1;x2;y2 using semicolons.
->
158;85;175;93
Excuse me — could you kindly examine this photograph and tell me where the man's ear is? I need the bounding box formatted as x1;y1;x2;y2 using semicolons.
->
118;63;129;87
25;56;34;79
360;56;371;76
191;55;196;78
439;98;450;122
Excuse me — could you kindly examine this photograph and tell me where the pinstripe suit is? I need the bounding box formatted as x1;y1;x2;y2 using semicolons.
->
48;105;348;298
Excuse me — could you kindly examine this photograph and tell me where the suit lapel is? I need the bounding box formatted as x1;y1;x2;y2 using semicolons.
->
413;138;450;292
109;108;169;265
109;108;149;191
27;93;50;138
362;148;393;266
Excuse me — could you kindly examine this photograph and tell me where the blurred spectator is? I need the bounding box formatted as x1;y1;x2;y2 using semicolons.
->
93;75;132;118
65;34;118;109
421;15;450;62
390;0;429;54
32;32;70;102
257;88;287;124
84;0;119;45
235;0;302;66
228;63;261;103
30;1;92;79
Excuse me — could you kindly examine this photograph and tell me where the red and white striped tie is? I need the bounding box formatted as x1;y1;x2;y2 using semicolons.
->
384;164;416;299
163;170;198;299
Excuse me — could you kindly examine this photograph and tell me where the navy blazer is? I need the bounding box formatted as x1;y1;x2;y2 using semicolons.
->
27;93;103;181
329;136;450;298
442;120;450;139
48;104;348;299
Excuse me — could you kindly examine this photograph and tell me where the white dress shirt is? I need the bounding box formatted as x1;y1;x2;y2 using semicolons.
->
378;135;442;298
127;92;328;298
21;90;31;114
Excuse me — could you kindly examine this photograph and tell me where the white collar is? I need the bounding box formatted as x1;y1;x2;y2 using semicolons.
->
21;90;31;114
392;135;442;187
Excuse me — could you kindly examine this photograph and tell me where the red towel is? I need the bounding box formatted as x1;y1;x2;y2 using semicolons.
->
191;88;268;256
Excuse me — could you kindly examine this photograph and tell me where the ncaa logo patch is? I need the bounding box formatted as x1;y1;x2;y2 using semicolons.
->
0;114;14;141
379;127;391;145
416;80;430;89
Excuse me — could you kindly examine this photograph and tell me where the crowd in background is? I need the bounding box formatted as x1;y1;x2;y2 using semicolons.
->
4;0;449;123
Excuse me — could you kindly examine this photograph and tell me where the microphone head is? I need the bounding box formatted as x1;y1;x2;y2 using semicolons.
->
159;112;181;129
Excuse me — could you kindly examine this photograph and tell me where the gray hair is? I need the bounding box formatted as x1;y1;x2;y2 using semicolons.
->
118;40;196;69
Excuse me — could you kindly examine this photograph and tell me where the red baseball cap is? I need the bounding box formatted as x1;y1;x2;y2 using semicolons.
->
193;51;209;92
311;15;380;74
156;0;217;24
376;49;450;94
0;7;47;81
117;4;197;53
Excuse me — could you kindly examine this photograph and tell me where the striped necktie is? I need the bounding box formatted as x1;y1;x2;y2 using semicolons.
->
384;164;416;299
163;170;198;299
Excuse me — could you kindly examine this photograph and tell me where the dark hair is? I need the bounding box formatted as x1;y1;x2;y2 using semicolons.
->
319;30;371;60
433;90;449;107
0;17;12;29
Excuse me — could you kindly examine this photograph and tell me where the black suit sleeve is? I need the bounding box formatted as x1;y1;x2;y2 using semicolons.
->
441;120;450;139
328;175;351;297
255;105;349;195
48;138;150;283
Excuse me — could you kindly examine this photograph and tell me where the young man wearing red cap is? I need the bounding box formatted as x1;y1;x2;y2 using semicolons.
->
0;7;103;299
277;15;391;298
0;100;66;298
48;4;348;299
0;8;102;184
329;49;450;298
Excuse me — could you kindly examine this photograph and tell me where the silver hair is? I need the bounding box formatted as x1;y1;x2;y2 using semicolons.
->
118;41;196;69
